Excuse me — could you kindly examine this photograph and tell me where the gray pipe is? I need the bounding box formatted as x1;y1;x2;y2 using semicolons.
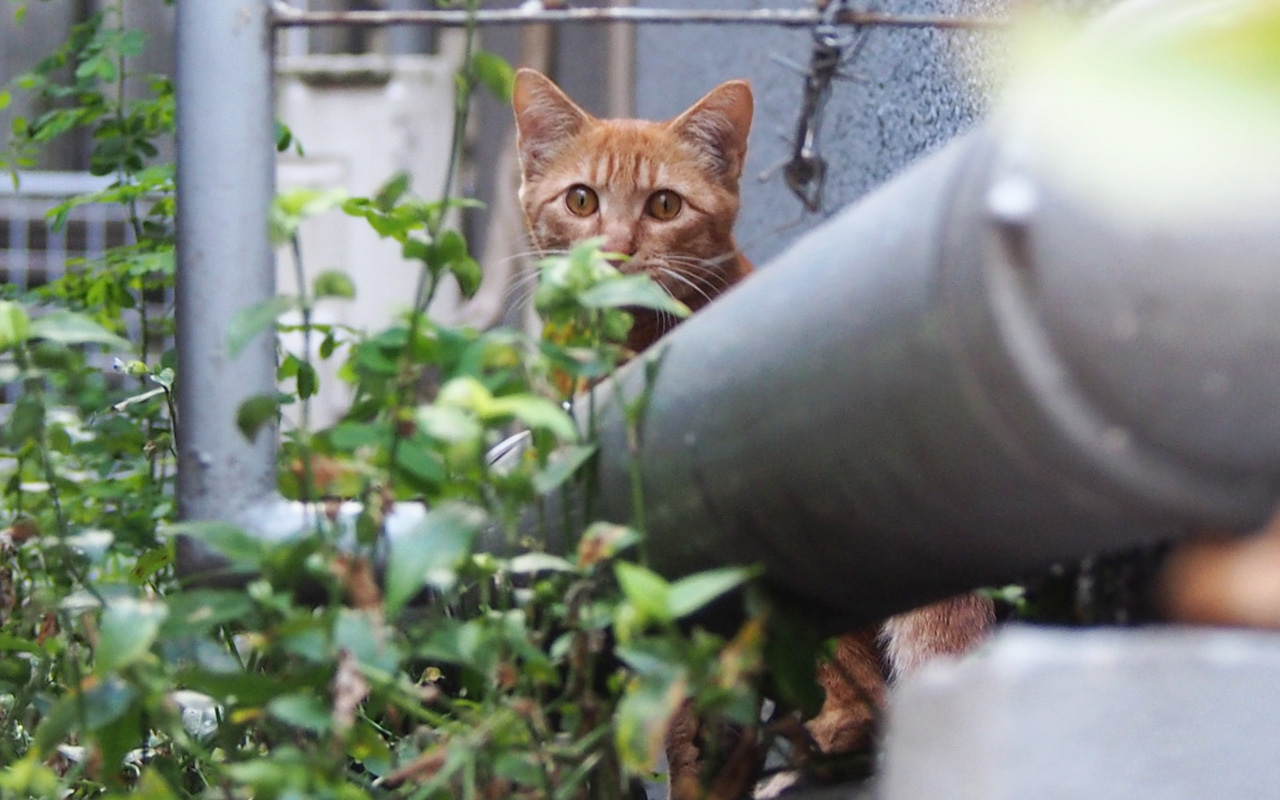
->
579;122;1280;633
175;1;278;524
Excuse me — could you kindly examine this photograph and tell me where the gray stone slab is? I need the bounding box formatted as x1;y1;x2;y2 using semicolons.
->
880;626;1280;800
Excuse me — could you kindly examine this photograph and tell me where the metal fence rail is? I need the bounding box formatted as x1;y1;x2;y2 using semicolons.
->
0;172;122;292
0;171;168;403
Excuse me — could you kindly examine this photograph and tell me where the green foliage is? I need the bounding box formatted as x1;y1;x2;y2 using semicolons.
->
0;4;809;799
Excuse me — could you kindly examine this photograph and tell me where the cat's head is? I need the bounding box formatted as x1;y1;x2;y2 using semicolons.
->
512;69;753;309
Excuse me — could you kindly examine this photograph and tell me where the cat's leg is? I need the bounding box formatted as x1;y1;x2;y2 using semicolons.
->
665;699;764;800
805;627;886;755
880;592;996;680
753;628;885;798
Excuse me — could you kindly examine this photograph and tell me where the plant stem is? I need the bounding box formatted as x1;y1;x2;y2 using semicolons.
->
389;0;481;475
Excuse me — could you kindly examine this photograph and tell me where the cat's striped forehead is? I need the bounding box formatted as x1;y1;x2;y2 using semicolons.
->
570;122;690;192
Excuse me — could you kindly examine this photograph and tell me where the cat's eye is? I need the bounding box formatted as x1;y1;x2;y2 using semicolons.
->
566;185;598;216
647;190;682;221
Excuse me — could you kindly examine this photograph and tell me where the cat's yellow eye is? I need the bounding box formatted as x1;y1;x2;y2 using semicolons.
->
647;190;682;221
566;185;598;216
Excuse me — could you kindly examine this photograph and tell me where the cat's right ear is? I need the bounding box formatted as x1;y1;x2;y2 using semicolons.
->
512;69;592;176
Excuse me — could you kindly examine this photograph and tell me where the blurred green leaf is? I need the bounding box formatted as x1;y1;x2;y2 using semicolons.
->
268;692;332;734
615;668;688;773
615;562;671;623
28;310;130;350
385;502;487;614
532;444;596;493
472;50;515;101
236;393;278;442
667;566;758;619
578;275;690;317
375;171;411;211
0;300;31;351
165;520;267;572
228;295;294;358
313;269;356;300
96;598;168;674
486;394;578;441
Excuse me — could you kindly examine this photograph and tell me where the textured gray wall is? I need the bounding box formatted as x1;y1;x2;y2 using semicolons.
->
882;627;1280;800
635;0;1007;266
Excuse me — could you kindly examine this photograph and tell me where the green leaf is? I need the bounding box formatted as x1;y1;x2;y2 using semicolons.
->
494;753;544;789
453;255;482;298
485;394;578;441
271;187;348;244
329;420;386;450
313;269;356;299
416;405;482;444
394;437;446;486
334;608;400;672
0;634;43;655
296;360;318;399
130;544;175;585
615;669;689;772
532;444;596;493
236;394;278;442
472;50;516;101
374;171;411;211
667;566;758;619
506;552;578;575
32;676;138;757
5;393;44;444
578;274;691;316
228;295;295;358
162;589;256;635
268;692;332;734
274;120;295;153
0;300;30;351
27;310;130;350
96;598;168;674
385;502;487;614
165;520;267;572
614;562;672;623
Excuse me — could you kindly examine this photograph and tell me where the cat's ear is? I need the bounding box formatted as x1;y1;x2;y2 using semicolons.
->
512;69;593;176
669;80;753;181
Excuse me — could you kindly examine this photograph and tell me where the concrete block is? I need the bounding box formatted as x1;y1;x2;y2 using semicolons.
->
880;626;1280;800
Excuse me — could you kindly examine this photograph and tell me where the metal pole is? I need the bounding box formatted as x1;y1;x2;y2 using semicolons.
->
175;0;278;523
269;5;1007;31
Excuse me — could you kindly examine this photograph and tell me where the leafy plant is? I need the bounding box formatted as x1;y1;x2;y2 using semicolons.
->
0;3;819;799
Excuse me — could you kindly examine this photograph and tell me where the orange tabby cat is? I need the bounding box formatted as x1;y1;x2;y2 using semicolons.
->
511;68;753;355
512;68;992;797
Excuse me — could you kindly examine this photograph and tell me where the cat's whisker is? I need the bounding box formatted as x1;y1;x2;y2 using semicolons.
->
492;247;569;269
501;268;546;306
657;267;715;308
663;250;740;270
662;261;734;294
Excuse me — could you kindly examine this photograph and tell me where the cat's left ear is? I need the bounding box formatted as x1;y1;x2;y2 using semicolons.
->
513;68;593;177
669;80;754;181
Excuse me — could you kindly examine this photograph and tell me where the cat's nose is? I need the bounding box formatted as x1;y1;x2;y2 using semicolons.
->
600;228;637;263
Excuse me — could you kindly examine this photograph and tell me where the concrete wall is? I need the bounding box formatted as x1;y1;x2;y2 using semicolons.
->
634;0;1009;266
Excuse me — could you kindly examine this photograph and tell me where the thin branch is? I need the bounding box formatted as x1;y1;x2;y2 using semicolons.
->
270;4;1007;31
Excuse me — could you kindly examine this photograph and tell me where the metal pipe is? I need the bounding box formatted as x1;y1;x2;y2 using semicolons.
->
269;4;1007;31
575;124;1280;634
174;1;279;526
